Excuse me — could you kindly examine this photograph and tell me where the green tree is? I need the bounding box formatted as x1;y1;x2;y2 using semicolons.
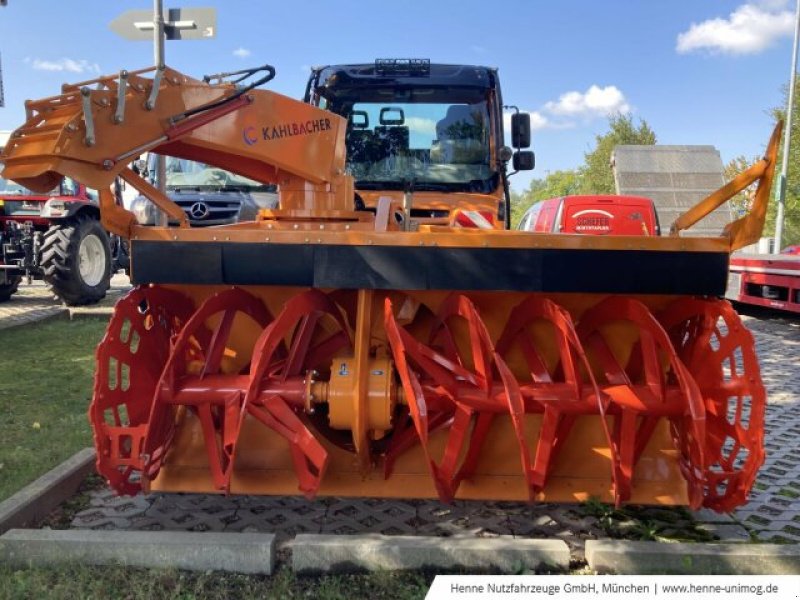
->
510;169;582;227
724;155;761;218
510;188;532;228
770;83;800;248
580;114;656;195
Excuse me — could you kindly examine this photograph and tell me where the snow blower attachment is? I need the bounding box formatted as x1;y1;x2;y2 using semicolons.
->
0;63;778;512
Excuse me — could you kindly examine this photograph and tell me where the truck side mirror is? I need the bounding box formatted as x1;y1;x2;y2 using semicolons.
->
511;112;531;149
513;150;535;171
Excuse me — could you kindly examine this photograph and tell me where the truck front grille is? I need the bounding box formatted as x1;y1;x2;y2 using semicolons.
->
173;198;241;226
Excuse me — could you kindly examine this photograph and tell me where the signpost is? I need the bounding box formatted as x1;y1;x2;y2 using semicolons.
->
775;0;800;253
109;3;216;223
0;53;5;108
109;7;217;43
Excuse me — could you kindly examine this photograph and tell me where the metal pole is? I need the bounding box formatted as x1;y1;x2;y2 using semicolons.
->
153;0;165;68
153;0;168;225
775;0;800;253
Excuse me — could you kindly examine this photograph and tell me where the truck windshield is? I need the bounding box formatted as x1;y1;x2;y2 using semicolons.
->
0;177;36;195
343;101;493;192
157;157;276;192
0;176;81;197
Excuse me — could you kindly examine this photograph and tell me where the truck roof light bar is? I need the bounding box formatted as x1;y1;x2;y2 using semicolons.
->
375;59;430;76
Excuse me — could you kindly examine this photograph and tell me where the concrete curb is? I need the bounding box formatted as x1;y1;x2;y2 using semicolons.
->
292;533;570;573
0;529;276;574
0;285;127;331
586;540;800;575
67;310;115;320
0;307;68;331
0;447;95;535
2;449;796;577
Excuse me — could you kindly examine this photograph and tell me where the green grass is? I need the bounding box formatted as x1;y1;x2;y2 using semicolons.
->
0;317;108;501
579;497;715;543
0;316;434;598
0;564;430;600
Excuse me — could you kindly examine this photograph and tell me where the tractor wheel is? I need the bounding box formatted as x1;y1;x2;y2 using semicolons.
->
40;214;112;306
0;275;21;303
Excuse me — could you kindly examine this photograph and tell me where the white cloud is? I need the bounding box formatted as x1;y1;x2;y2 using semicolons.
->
529;112;550;129
503;110;549;132
503;84;629;135
676;3;794;55
28;57;100;74
232;47;251;59
544;85;630;118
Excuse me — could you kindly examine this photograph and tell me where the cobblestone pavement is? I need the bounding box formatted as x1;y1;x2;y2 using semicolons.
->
731;309;800;543
71;491;617;553
0;274;130;330
62;305;800;551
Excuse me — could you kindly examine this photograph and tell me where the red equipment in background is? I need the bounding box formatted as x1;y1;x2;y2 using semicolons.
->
517;195;660;236
727;251;800;314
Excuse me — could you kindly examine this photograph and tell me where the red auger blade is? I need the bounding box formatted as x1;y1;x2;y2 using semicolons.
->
239;289;352;498
660;298;766;512
576;297;707;508
385;294;503;502
91;286;195;495
143;287;272;491
495;296;611;501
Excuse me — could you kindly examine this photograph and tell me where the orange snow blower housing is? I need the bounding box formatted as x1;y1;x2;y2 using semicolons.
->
1;63;779;512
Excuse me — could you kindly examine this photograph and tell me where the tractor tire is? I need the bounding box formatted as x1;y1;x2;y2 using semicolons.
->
0;275;21;303
40;214;112;306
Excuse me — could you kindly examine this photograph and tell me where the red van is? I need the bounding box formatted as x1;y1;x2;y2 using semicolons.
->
517;195;660;236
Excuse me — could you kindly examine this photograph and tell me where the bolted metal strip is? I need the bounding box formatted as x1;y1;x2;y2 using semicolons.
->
114;70;128;124
80;87;95;146
145;66;164;110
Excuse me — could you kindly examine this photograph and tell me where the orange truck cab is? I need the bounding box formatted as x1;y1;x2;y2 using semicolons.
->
518;194;660;236
304;60;535;230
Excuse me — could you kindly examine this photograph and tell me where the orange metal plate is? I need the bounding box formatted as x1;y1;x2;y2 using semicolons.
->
151;410;688;505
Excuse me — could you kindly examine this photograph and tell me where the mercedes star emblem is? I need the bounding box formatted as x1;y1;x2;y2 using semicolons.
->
189;201;210;220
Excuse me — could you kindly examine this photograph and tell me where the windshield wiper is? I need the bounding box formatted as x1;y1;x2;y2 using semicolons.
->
170;184;263;193
168;185;204;192
355;180;457;192
217;185;260;192
406;182;453;192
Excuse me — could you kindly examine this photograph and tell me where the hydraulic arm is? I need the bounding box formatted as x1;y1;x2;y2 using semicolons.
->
1;65;355;238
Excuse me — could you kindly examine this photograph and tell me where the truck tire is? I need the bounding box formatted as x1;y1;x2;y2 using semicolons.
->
40;214;112;306
0;275;21;303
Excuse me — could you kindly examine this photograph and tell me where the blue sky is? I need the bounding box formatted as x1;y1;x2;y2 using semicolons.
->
0;0;797;191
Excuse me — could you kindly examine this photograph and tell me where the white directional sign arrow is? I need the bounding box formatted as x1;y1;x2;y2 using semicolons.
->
109;7;216;41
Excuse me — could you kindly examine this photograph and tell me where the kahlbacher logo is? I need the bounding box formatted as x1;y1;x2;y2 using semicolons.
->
242;126;258;146
242;118;332;146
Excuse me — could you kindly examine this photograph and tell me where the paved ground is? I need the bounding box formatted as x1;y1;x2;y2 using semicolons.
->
70;491;622;554
0;274;130;329
729;309;800;543
2;287;798;555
